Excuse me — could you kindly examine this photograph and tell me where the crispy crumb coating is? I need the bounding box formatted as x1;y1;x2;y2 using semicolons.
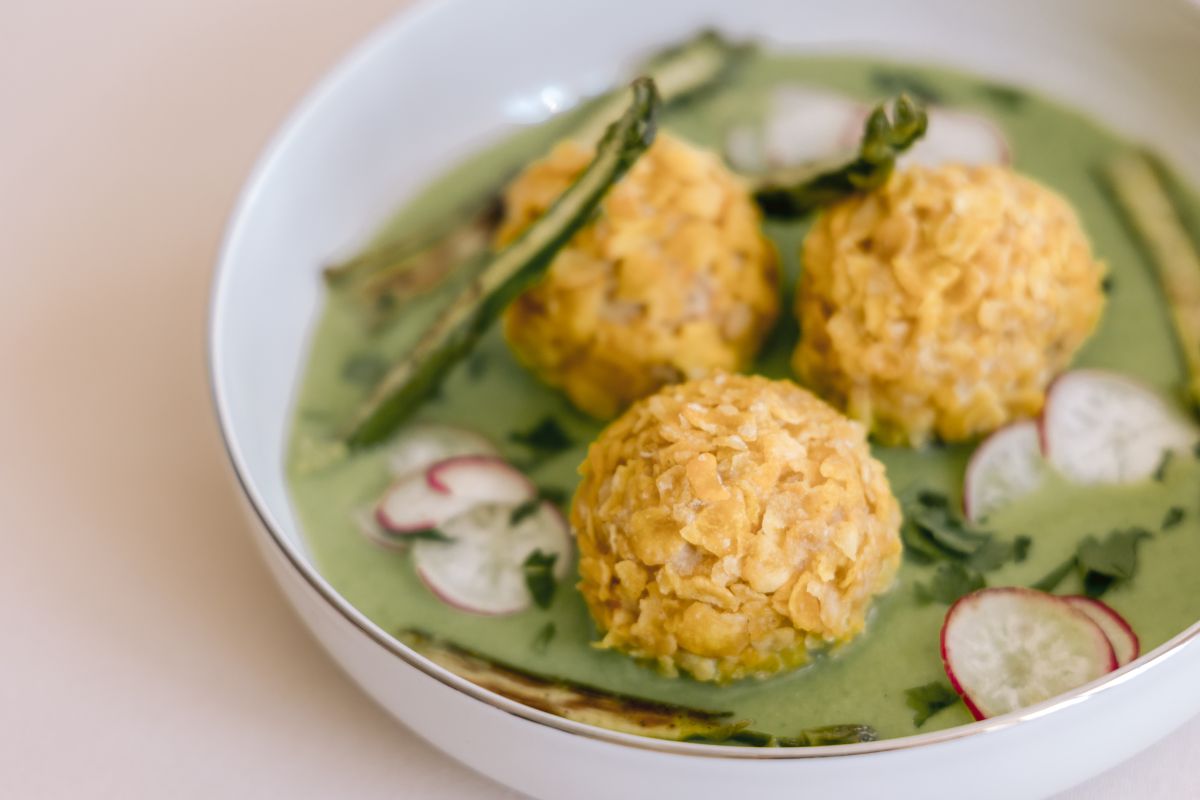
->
794;164;1106;446
498;133;779;419
572;373;901;682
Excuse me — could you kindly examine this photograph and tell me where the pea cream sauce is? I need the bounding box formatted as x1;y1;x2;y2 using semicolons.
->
287;54;1200;739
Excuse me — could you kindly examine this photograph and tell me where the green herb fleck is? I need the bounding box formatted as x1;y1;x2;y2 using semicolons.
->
1013;535;1033;563
1077;528;1152;598
341;353;388;387
978;82;1028;111
408;528;454;543
510;417;574;460
871;68;942;104
1162;506;1186;531
1031;557;1077;593
531;621;556;654
1193;441;1200;460
466;351;489;380
901;490;1024;573
915;563;986;605
1153;450;1175;482
905;681;961;727
536;486;569;506
523;549;559;609
509;498;542;526
1101;275;1116;294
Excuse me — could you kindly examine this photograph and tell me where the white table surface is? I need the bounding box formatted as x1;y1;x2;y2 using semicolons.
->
4;1;1198;796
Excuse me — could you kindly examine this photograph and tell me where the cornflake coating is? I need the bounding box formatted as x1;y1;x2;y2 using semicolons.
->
795;164;1106;446
499;133;779;419
572;373;901;683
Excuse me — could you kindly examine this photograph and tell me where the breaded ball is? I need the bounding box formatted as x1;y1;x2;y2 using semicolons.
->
499;133;779;419
794;164;1106;446
572;372;901;683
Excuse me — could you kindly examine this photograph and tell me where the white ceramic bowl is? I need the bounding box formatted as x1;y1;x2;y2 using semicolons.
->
209;0;1200;796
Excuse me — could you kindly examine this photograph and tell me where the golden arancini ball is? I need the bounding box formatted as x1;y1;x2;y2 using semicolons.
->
499;133;779;419
794;164;1106;446
572;373;901;682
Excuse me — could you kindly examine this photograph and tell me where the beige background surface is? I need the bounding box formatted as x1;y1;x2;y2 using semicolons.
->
3;1;1197;796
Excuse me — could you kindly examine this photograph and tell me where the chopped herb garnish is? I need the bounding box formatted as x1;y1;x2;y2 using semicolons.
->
509;417;574;460
510;487;571;526
914;563;986;605
1162;506;1186;531
535;485;569;506
340;352;388;387
870;68;942;105
1101;275;1116;294
523;549;559;609
978;82;1028;111
408;528;454;543
1031;557;1076;593
1032;528;1153;597
905;681;961;727
1077;528;1153;598
531;621;556;653
1193;440;1200;460
509;498;542;526
1153;450;1175;482
1013;535;1033;563
901;490;1025;573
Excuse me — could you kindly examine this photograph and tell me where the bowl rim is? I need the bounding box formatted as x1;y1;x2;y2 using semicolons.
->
207;0;1200;760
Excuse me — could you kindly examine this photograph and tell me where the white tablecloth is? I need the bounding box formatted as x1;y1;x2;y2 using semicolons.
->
3;1;1196;796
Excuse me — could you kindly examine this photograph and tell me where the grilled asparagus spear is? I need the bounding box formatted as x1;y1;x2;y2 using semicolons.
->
346;78;660;447
324;30;749;322
1098;150;1200;411
752;94;927;218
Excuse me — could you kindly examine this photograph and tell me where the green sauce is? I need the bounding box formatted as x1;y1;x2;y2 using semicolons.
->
286;53;1200;740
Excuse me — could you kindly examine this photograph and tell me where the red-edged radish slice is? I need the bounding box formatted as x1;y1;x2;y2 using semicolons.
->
963;420;1048;522
840;106;1009;168
941;588;1117;720
376;455;535;533
386;423;497;478
726;85;862;172
414;501;571;615
1063;596;1140;667
1041;369;1198;485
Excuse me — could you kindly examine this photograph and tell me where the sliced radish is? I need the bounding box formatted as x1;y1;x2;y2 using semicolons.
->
414;501;571;615
840;105;1009;168
385;423;497;478
941;588;1117;720
1063;596;1140;667
726;85;861;172
376;455;535;533
1041;369;1198;485
963;420;1048;522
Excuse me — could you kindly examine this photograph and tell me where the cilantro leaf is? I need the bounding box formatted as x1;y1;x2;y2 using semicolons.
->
1031;557;1076;593
509;499;542;526
1076;528;1153;598
1162;506;1186;531
914;563;986;605
905;681;961;727
509;418;575;467
510;486;571;526
522;549;559;609
531;621;556;654
901;490;1024;573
